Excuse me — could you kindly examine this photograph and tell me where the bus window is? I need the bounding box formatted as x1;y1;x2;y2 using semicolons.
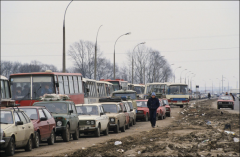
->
1;80;6;99
73;76;79;93
58;76;64;94
4;80;10;99
83;82;88;97
11;76;31;100
77;76;83;93
63;76;69;94
32;76;54;99
68;76;74;94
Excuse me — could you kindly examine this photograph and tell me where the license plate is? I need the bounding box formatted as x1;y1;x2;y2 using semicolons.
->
80;127;84;130
177;101;182;103
222;105;228;107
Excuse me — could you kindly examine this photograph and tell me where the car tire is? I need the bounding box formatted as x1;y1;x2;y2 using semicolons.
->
33;132;40;148
167;112;171;117
103;124;109;135
25;136;33;151
126;121;130;129
63;124;70;142
130;118;133;126
145;113;148;122
47;130;55;145
5;137;15;156
114;122;119;133
121;122;126;132
72;125;79;140
159;114;163;120
163;113;166;119
95;125;101;137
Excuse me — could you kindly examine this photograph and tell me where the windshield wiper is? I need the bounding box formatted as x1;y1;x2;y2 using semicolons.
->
19;92;30;102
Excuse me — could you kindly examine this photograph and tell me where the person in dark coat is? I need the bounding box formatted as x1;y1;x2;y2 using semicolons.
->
208;93;211;99
230;93;235;101
147;92;160;128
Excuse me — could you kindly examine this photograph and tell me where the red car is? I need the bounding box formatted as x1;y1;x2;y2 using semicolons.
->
119;103;130;129
136;100;162;121
161;98;171;117
18;106;56;148
157;99;167;120
217;95;234;110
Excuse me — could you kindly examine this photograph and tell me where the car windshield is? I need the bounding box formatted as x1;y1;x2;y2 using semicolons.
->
34;103;67;114
134;86;145;94
102;104;118;113
168;85;188;95
10;76;54;100
219;96;233;100
76;106;99;115
20;108;38;120
163;100;168;105
0;111;13;124
137;101;148;107
113;93;136;99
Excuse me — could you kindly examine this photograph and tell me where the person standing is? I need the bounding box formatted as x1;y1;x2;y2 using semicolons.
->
230;93;235;101
208;93;211;99
147;92;160;128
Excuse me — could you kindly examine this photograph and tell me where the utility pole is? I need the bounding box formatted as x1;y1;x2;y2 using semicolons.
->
222;75;223;93
94;25;103;80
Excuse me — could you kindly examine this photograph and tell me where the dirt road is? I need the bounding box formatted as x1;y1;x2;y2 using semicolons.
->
60;99;240;157
1;106;182;156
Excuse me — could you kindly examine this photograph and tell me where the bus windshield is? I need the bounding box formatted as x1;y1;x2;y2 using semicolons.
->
146;84;166;94
134;86;145;94
168;85;188;95
11;76;54;100
108;81;120;91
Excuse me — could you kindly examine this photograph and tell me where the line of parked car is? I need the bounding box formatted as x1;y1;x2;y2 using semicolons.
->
0;94;171;156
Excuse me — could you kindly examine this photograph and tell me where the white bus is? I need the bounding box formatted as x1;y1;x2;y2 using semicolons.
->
166;83;189;108
1;75;11;101
103;81;114;96
133;84;145;99
82;78;99;104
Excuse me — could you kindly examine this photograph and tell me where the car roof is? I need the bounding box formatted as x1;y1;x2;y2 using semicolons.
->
136;99;148;102
18;106;45;109
75;103;102;107
34;101;70;104
96;102;119;105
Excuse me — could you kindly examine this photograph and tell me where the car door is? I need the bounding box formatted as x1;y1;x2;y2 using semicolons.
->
68;103;74;131
117;104;124;127
17;111;31;145
13;112;26;147
43;108;55;135
71;103;78;130
100;106;108;129
98;106;107;131
38;109;49;139
22;111;34;135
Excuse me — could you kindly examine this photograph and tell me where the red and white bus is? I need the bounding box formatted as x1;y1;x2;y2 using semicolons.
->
9;70;84;106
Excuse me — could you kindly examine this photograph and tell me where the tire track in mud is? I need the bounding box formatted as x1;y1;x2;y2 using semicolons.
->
59;99;240;157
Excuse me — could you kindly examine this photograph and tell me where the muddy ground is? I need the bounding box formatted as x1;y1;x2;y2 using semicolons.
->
59;99;240;157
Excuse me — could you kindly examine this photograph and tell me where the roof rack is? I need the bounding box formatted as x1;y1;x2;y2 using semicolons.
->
40;94;71;101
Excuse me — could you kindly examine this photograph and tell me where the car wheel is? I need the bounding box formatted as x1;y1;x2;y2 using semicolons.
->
73;125;79;140
164;113;166;119
33;132;40;148
121;122;126;132
145;113;148;121
103;124;109;135
114;122;119;133
47;130;55;145
63;124;70;142
95;125;101;137
130;118;133;126
167;112;171;117
25;136;33;151
160;114;163;120
126;121;130;129
5;137;15;156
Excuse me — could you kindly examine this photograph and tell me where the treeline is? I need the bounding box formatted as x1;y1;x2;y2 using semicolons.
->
1;39;173;83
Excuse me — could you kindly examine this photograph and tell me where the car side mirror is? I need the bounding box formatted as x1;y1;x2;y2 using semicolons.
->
40;117;47;121
130;109;133;111
100;113;104;116
69;110;73;114
16;121;23;125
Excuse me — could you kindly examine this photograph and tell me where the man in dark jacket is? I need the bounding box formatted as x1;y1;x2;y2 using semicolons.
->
230;93;235;101
147;92;160;128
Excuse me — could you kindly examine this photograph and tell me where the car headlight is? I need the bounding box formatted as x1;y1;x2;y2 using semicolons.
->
218;102;222;104
57;121;62;126
91;121;95;125
86;121;90;125
110;118;115;122
138;110;143;113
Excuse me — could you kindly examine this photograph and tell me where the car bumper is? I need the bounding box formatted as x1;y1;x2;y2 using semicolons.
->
109;123;117;128
218;104;233;108
136;114;145;119
0;137;11;149
79;126;97;132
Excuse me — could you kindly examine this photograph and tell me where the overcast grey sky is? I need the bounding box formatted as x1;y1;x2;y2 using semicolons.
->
1;1;239;90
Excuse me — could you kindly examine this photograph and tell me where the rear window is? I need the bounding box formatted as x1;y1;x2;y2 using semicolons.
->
34;102;67;114
20;108;38;120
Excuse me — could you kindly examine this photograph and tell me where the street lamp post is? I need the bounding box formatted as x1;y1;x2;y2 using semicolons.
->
113;32;131;79
132;42;146;84
174;66;181;83
62;0;73;73
180;69;187;83
185;71;191;84
94;25;103;80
